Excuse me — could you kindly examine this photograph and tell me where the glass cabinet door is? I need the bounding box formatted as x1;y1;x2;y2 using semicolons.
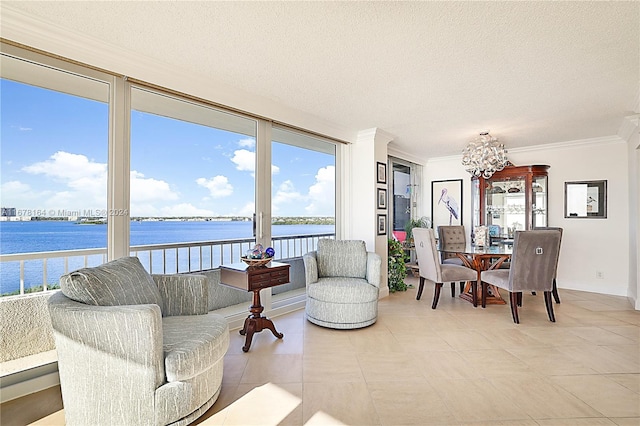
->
486;178;526;238
532;175;548;227
471;164;550;239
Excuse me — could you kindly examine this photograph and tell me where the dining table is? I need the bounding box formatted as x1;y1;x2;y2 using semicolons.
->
438;242;513;305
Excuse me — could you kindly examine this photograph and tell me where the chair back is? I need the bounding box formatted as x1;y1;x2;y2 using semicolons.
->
508;230;561;292
316;239;368;279
533;226;563;278
437;226;465;262
413;228;442;283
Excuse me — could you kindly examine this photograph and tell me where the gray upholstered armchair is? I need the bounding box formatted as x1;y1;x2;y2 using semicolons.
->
48;256;229;426
303;239;381;329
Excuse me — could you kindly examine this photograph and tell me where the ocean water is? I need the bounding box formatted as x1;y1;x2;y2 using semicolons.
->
0;220;334;294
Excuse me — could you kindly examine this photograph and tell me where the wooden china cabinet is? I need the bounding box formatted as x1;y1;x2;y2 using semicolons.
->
471;164;550;240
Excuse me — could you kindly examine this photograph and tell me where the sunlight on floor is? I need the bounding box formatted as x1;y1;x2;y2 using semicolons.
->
304;411;347;425
199;382;301;425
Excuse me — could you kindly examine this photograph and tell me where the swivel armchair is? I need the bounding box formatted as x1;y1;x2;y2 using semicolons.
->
48;256;229;426
303;239;381;329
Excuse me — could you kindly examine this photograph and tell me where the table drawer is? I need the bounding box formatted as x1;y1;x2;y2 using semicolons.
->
251;271;272;284
272;275;290;285
271;269;288;279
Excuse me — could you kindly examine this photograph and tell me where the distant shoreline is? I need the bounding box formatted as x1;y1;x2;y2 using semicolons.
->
0;216;336;225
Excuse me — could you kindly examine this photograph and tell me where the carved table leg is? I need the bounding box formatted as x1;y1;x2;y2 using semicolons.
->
241;288;284;352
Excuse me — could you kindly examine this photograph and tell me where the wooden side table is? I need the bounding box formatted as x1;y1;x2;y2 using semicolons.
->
219;261;290;352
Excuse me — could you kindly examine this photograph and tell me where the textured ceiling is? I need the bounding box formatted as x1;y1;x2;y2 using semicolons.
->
3;1;639;159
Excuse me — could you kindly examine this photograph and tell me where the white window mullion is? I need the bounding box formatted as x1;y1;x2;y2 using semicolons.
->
107;77;131;261
255;120;273;311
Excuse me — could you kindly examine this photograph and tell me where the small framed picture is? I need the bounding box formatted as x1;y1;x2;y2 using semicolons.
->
376;162;387;184
377;214;387;235
377;188;387;210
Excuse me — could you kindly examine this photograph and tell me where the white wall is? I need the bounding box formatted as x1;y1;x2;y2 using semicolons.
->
348;129;393;297
621;115;639;308
424;137;633;300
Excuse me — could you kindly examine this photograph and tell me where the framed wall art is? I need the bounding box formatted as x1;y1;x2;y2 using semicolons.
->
377;188;387;210
431;179;463;230
377;214;387;235
376;162;387;184
564;180;607;218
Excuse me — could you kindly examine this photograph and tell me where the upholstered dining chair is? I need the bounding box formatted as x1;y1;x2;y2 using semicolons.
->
480;230;561;323
437;225;467;295
413;228;477;309
534;226;563;303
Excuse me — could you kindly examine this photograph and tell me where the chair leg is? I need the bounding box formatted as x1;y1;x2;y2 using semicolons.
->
450;282;455;297
517;292;523;307
544;291;556;322
509;292;520;324
552;278;561;303
471;281;478;307
460;282;464;294
432;283;443;309
416;277;425;300
481;281;487;308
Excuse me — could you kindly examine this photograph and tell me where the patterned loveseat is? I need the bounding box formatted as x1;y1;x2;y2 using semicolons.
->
303;239;381;329
48;256;229;426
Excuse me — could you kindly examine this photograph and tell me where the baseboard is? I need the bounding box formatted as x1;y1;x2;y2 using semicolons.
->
0;363;59;403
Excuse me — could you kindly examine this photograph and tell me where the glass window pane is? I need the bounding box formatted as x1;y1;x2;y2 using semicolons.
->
270;128;336;305
1;57;109;296
129;88;258;309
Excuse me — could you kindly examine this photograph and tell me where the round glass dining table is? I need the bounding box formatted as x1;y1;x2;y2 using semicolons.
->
437;243;513;305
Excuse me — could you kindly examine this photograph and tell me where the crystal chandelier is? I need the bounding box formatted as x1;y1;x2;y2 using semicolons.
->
461;131;508;179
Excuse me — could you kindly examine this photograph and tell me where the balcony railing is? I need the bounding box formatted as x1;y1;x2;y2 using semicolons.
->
0;233;334;297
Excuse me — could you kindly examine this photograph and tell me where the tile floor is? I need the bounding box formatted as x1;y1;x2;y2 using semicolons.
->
5;277;640;425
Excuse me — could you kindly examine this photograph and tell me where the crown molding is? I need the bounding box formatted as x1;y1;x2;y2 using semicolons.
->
427;135;625;164
507;135;625;153
618;114;640;143
387;145;427;165
356;128;394;145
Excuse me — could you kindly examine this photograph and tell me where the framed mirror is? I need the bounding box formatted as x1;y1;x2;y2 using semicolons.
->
564;180;607;218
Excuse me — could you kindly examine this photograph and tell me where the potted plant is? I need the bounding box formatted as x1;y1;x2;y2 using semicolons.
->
404;216;431;245
388;238;408;292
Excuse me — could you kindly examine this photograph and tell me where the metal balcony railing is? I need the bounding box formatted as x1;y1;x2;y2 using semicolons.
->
0;233;334;297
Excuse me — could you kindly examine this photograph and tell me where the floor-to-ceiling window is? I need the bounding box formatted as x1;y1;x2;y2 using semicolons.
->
129;87;258;272
0;43;340;316
270;127;337;305
0;46;111;296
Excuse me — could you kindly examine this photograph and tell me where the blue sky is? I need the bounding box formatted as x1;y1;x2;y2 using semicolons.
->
1;79;335;217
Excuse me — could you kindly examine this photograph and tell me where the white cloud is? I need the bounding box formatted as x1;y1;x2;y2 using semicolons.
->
238;202;255;217
23;151;106;182
238;138;255;148
0;180;49;206
231;149;280;175
231;149;255;172
272;180;303;214
130;170;180;202
1;180;31;194
305;166;335;216
21;151;107;207
15;151;181;214
196;175;233;198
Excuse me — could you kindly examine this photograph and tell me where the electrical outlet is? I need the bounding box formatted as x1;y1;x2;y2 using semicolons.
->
596;271;604;279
